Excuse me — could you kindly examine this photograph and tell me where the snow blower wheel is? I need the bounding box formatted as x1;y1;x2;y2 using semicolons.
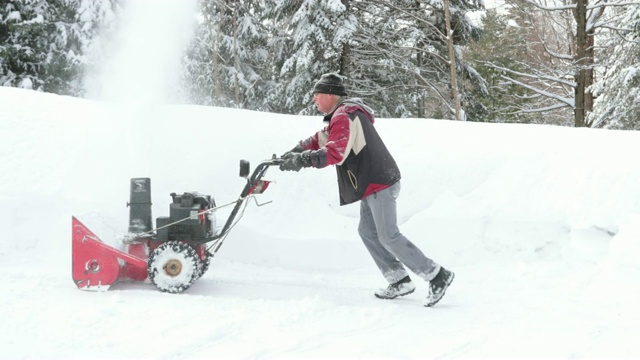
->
196;254;212;280
148;241;199;293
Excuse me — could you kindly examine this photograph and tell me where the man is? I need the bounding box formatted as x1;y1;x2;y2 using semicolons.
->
280;73;454;307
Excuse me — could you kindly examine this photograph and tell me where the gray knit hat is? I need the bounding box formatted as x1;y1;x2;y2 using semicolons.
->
313;73;347;96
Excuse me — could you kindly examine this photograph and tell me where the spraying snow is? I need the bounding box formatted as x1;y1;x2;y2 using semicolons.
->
84;0;197;104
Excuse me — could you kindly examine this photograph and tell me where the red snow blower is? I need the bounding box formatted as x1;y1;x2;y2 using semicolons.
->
72;156;283;293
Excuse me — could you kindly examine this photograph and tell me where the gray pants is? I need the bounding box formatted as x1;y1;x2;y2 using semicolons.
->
358;181;440;283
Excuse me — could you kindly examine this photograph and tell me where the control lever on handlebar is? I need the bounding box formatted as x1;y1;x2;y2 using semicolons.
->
269;153;284;166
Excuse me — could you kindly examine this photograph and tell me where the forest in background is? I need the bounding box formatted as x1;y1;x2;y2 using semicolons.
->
1;0;639;128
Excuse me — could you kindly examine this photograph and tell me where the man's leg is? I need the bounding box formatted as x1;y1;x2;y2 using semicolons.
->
358;196;409;283
367;182;440;281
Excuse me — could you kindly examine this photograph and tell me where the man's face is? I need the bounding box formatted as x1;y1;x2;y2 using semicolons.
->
313;92;338;113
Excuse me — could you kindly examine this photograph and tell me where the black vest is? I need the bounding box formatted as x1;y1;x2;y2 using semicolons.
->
333;106;401;205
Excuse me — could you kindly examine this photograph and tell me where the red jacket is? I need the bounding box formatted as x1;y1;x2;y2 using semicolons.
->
299;98;401;205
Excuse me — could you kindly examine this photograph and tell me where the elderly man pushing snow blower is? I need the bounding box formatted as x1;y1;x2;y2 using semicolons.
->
279;73;455;307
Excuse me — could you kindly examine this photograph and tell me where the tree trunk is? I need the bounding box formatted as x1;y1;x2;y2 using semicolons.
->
574;0;588;127
212;5;221;103
444;0;462;120
233;2;240;106
339;0;350;77
414;0;424;119
416;45;424;119
584;27;595;126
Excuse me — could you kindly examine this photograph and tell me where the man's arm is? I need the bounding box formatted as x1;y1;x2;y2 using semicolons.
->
306;112;352;168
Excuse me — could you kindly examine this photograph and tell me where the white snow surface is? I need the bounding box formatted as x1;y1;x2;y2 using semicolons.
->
1;87;640;359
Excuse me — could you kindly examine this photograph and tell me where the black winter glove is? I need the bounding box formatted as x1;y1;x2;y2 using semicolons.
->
281;143;305;160
279;150;312;172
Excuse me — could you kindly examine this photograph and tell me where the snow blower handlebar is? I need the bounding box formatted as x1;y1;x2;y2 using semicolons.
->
193;155;283;247
240;155;284;185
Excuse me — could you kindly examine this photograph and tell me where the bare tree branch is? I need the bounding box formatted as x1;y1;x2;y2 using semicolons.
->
500;75;575;107
486;62;577;88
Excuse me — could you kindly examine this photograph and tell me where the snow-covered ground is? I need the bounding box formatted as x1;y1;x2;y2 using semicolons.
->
1;86;640;359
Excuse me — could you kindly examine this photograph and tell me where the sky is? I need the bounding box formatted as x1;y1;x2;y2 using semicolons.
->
1;86;640;359
2;0;640;358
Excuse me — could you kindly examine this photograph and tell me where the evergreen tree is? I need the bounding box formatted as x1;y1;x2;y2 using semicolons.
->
0;0;118;95
183;0;485;118
466;9;544;123
267;0;355;115
1;1;63;91
590;7;640;129
183;0;271;110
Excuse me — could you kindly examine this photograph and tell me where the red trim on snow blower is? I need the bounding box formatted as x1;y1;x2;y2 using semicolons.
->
72;217;148;291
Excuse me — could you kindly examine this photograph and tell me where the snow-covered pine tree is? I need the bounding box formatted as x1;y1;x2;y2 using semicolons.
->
183;0;271;110
182;0;485;117
0;0;118;96
590;6;640;129
466;9;547;124
1;0;59;91
264;0;355;115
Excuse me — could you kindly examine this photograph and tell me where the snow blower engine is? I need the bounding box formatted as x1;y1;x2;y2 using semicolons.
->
71;156;283;293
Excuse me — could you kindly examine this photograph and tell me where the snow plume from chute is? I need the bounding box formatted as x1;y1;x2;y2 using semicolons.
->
81;0;198;175
84;0;198;104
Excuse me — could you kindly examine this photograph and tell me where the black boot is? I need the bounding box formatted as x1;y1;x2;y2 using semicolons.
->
425;267;455;307
374;276;416;299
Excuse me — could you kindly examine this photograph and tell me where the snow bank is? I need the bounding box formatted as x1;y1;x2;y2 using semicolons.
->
2;87;640;268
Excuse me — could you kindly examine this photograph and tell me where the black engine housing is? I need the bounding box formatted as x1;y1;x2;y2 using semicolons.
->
156;192;216;241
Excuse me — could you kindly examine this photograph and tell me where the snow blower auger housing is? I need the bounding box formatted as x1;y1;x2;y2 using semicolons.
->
72;156;283;293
